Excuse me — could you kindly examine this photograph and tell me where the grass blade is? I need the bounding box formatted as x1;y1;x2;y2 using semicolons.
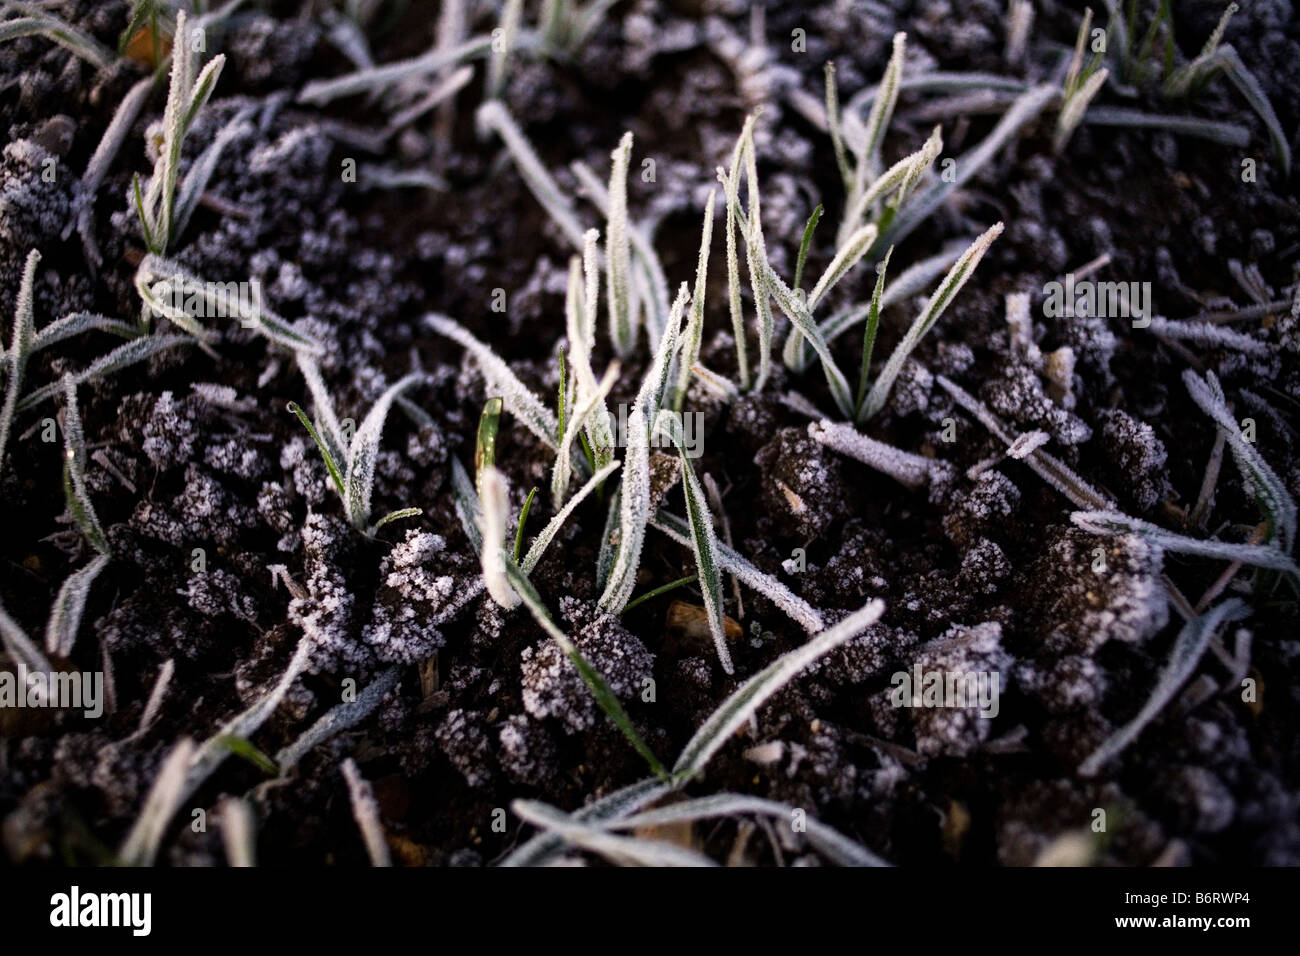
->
33;313;138;352
479;466;521;609
61;375;110;554
426;313;559;449
1;249;39;471
287;401;346;500
760;256;854;417
275;667;402;774
513;487;537;563
793;203;824;295
1078;599;1250;777
1072;510;1297;572
298;36;492;106
498;775;670;867
824;62;851;190
527;461;621;574
551;360;618;503
597;283;687;613
673;599;885;781
1055;68;1110;152
857;32;906;186
341;758;392;867
854;246;892;417
806;223;878;313
861;223;1002;420
877;84;1056;251
475;100;586;248
675;190;716;412
722;125;750;390
0;597;52;676
606;131;635;357
372;507;422;533
17;334;191;414
651;509;825;633
45;553;110;657
504;560;667;778
510;799;714;866
0;9;112;70
655;410;730;673
119;739;197;866
1183;370;1296;552
293;353;347;463
486;0;523;100
604;792;887;866
450;456;484;553
1217;46;1290;175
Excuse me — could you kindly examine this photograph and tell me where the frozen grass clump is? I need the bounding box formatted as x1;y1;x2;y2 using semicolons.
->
131;10;226;255
287;357;426;535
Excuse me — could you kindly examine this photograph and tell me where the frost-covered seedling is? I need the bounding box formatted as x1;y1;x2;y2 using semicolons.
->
475;102;672;352
857;223;1004;422
286;359;425;534
719;119;876;416
134;254;324;350
1095;0;1289;173
46;376;112;657
132;10;226;255
501;598;890;866
1067;371;1298;580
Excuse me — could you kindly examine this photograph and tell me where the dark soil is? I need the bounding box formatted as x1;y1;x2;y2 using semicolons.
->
2;0;1298;866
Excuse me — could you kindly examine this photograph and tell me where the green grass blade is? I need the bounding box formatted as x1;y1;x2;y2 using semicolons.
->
513;486;537;562
862;222;1002;420
623;575;695;614
793;203;824;294
475;396;502;489
504;560;667;779
287;401;346;500
854;246;892;420
371;507;422;534
673;599;885;781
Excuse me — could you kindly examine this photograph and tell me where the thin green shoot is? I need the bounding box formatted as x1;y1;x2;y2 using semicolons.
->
793;204;823;294
623;575;696;614
854;246;892;419
514;486;537;563
287;401;345;499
